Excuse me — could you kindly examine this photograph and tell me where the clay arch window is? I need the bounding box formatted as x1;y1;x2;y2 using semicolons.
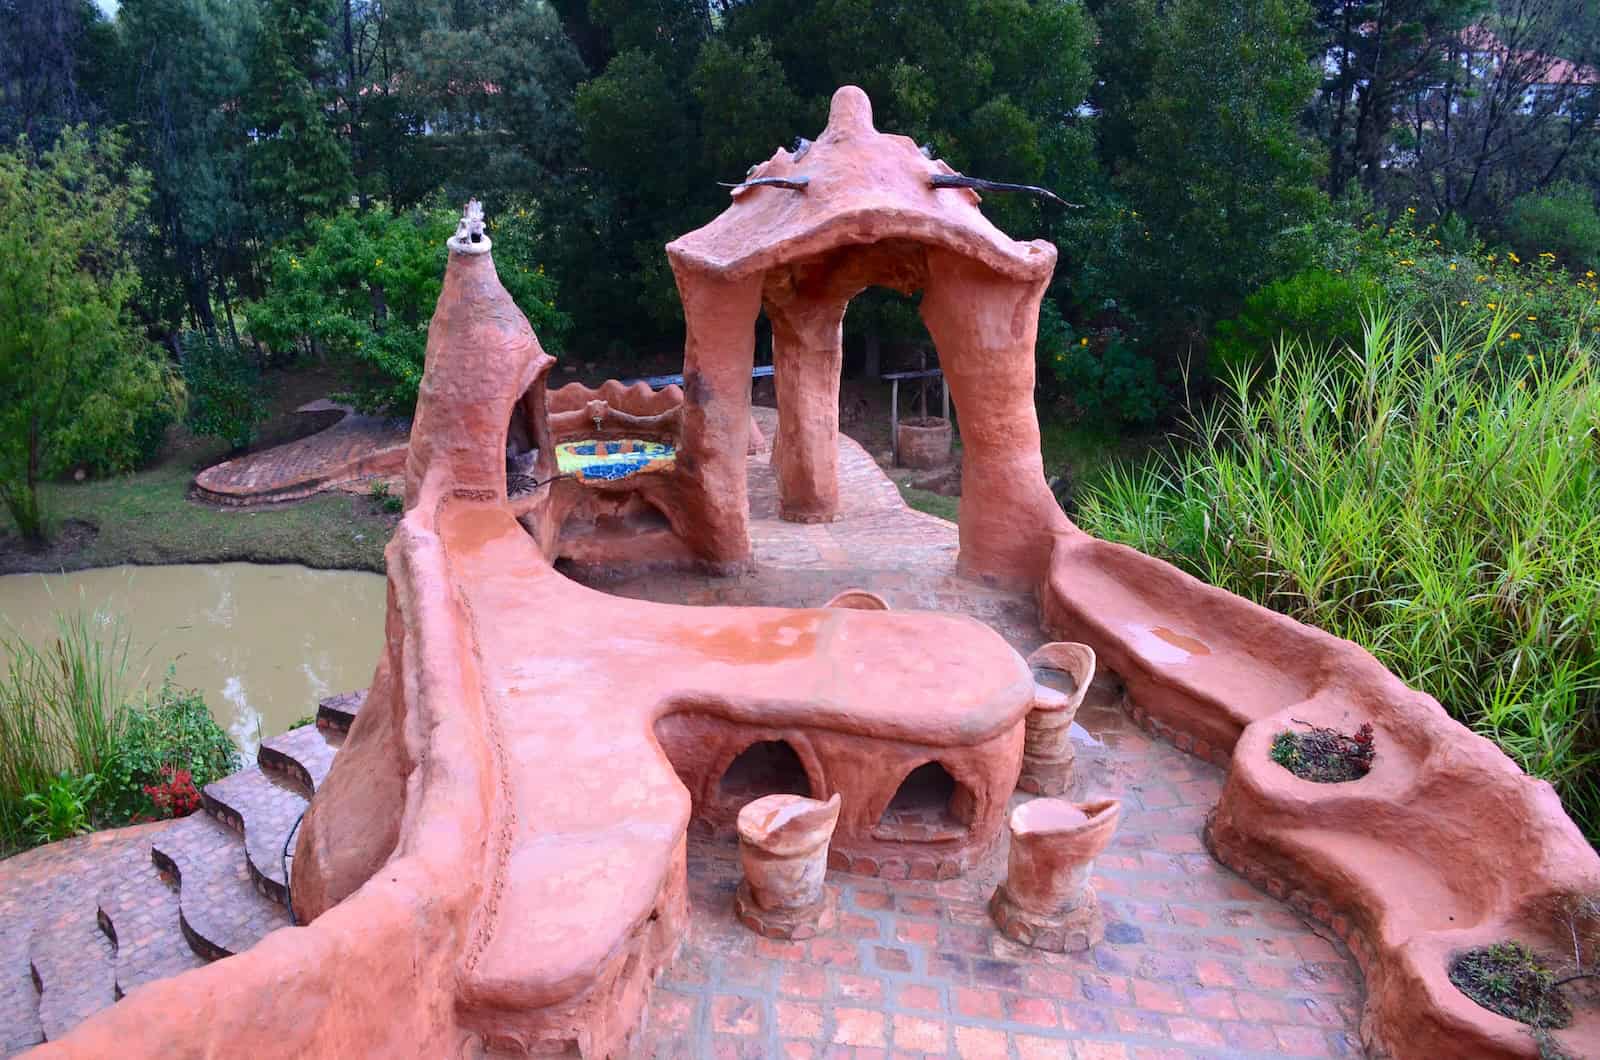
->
718;740;813;803
875;761;975;842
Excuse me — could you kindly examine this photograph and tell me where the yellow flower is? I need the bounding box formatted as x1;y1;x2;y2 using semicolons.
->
1510;331;1522;340
1400;259;1415;266
1448;263;1457;271
1517;379;1526;390
374;258;384;267
1509;252;1521;264
1407;206;1417;213
1475;275;1488;283
1487;302;1498;309
1587;271;1596;279
1526;315;1537;321
1459;300;1470;307
1079;337;1089;346
1541;252;1556;259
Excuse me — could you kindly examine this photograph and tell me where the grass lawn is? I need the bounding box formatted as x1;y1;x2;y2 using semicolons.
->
0;368;394;576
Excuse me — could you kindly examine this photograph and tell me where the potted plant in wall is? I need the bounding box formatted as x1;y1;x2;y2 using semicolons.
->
1268;721;1376;783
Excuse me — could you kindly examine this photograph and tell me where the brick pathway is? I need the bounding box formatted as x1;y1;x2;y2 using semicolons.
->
632;691;1363;1060
0;410;1366;1057
192;402;409;506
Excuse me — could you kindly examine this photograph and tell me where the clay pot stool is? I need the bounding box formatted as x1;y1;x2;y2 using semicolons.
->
823;587;890;611
735;793;842;940
1018;643;1096;795
896;416;953;468
989;798;1121;952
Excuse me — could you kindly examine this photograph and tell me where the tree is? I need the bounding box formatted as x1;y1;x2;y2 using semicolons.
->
247;202;569;413
0;0;109;146
111;0;256;336
244;0;354;236
562;0;1099;348
1312;0;1486;198
0;130;183;541
1117;0;1324;338
1402;0;1600;223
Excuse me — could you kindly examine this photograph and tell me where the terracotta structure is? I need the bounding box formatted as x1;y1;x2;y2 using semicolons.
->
989;798;1120;953
666;86;1070;578
1018;642;1096;795
33;89;1600;1060
733;793;841;939
1041;536;1600;1057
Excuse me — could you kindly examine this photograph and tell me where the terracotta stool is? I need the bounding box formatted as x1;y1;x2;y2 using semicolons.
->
989;798;1120;952
1019;643;1096;795
735;793;842;939
823;587;890;610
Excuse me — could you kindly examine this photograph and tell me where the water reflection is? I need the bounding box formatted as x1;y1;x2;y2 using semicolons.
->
0;563;385;756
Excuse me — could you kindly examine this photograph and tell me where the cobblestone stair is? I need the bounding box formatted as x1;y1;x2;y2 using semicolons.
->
16;691;364;1048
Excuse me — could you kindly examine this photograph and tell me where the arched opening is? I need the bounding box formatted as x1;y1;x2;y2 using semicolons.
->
876;761;975;842
718;740;813;804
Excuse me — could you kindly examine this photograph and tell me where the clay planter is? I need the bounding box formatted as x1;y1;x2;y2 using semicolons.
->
896;416;953;469
735;793;842;940
1018;643;1096;795
990;798;1121;952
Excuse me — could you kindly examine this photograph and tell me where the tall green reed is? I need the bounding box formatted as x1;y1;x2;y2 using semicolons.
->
1078;306;1600;841
0;612;137;850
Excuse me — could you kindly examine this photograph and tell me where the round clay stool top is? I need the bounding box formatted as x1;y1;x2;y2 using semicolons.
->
737;793;842;857
1011;799;1090;836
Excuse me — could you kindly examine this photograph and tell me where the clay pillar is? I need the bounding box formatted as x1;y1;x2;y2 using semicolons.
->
989;798;1120;952
766;295;848;523
919;247;1071;587
735;793;841;939
1018;643;1096;795
669;264;764;569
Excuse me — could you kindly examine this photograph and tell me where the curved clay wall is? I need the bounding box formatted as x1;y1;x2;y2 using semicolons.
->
1040;529;1600;1058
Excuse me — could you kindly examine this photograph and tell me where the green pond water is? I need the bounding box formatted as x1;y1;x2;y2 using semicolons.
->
0;563;386;755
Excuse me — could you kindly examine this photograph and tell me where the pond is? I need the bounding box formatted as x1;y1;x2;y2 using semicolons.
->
0;563;385;756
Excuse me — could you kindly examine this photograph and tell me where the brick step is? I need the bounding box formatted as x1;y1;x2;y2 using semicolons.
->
258;722;339;794
95;853;205;999
149;813;289;961
26;889;115;1041
316;689;366;734
201;767;308;906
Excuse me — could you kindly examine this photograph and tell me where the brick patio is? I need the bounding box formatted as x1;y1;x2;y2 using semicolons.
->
0;409;1365;1057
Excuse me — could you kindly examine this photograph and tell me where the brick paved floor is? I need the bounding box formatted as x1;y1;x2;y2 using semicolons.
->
632;691;1364;1060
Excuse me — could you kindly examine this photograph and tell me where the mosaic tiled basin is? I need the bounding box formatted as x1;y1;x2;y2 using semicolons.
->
555;438;676;482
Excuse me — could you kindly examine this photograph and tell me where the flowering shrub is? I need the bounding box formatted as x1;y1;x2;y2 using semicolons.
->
1324;208;1598;367
141;765;202;819
100;678;238;823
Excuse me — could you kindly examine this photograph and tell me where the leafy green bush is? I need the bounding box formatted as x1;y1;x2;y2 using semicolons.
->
1210;268;1376;378
21;772;99;844
1039;300;1166;427
1078;307;1600;841
1508;182;1600;272
248;200;569;414
180;330;268;451
0;615;238;852
100;677;239;822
